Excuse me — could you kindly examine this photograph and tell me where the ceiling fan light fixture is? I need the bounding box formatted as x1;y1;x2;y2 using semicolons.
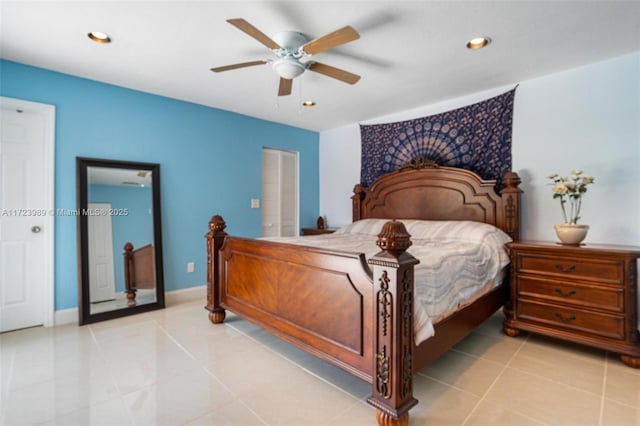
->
88;31;111;44
272;58;305;79
466;36;491;50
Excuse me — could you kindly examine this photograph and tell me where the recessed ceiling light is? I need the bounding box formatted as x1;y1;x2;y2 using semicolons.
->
88;31;111;44
466;37;491;50
302;101;316;107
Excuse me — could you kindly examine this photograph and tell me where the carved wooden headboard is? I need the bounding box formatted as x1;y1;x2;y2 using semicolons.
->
351;165;522;241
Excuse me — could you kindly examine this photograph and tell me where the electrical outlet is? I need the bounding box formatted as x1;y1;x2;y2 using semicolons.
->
251;198;260;208
187;262;195;273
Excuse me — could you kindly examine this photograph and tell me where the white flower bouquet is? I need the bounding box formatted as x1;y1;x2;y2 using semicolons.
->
547;170;595;224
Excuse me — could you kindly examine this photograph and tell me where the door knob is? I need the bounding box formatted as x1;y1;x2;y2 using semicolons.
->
31;226;42;233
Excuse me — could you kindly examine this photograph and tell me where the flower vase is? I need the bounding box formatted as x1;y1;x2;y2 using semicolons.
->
554;223;589;245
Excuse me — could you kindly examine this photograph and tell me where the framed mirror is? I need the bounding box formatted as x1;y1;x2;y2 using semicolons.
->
77;157;165;325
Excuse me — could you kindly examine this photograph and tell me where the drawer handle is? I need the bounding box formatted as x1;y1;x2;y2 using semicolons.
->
554;312;577;323
554;263;576;273
554;288;577;298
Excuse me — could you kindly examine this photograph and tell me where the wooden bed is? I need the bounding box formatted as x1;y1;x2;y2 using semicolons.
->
205;163;522;426
123;242;156;307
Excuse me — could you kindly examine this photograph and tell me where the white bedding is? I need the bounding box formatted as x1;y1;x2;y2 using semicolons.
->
265;219;512;344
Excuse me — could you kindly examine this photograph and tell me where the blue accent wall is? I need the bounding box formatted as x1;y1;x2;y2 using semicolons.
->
0;59;319;311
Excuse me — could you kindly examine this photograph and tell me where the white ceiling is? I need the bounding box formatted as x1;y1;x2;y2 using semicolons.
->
2;1;639;132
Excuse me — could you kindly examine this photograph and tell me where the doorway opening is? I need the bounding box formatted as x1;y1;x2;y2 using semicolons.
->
261;147;299;237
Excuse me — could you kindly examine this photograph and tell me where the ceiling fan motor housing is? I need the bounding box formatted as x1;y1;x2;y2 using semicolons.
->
272;31;308;53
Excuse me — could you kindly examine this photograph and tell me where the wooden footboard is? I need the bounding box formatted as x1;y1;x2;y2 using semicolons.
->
220;235;375;380
206;216;420;425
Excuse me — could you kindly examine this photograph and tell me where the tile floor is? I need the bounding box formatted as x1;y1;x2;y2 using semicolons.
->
1;300;638;426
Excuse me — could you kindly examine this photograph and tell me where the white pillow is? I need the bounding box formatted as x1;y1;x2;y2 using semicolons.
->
333;218;391;236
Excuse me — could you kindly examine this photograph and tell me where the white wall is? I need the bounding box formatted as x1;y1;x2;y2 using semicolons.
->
320;52;640;245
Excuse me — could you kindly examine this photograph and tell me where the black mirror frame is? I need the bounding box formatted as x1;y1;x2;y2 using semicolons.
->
77;157;165;325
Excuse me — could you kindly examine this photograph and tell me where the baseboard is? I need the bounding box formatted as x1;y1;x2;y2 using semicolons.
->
52;285;207;326
54;307;78;326
165;285;206;306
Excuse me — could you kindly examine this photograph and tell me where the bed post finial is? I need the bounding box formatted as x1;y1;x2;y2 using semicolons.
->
367;220;419;426
500;172;522;241
206;215;228;324
209;215;227;233
376;220;412;253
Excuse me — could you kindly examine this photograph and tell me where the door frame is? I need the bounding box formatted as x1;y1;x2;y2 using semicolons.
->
1;96;55;327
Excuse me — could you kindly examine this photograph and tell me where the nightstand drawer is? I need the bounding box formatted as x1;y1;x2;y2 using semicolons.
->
518;277;624;312
518;255;623;284
518;300;625;340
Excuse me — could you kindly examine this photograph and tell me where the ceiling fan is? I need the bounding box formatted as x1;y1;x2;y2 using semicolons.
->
211;18;361;96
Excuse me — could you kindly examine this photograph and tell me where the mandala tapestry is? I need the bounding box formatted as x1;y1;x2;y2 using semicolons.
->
360;88;516;188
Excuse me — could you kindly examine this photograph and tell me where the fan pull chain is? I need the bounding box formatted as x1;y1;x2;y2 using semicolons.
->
274;74;280;109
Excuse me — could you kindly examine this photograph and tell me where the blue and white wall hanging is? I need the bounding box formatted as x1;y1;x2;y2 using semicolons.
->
360;88;517;188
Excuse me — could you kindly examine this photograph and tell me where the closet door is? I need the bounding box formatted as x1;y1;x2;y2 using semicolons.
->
262;148;299;237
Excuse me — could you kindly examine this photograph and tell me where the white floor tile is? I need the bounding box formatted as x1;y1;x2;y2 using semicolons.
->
0;300;636;426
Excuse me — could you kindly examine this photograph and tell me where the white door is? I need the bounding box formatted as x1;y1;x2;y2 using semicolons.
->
261;148;299;237
0;97;55;332
88;203;116;303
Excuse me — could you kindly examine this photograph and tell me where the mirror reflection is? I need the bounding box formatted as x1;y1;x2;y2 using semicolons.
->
77;158;164;325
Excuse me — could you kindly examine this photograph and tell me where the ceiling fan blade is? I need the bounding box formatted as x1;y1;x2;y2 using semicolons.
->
210;60;268;73
301;26;360;55
278;78;292;96
308;62;361;85
227;18;281;50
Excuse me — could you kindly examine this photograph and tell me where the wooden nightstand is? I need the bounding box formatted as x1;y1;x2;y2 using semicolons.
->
301;228;336;236
503;241;640;368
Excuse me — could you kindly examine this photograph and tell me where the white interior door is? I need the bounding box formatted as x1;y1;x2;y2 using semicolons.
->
261;148;299;237
88;202;116;303
0;97;55;332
